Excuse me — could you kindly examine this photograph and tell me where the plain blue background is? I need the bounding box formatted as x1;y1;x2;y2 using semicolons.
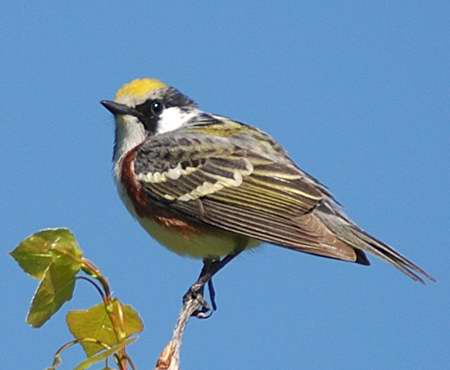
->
2;1;449;369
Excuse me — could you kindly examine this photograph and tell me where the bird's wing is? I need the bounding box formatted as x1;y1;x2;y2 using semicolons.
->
133;118;361;262
134;118;435;283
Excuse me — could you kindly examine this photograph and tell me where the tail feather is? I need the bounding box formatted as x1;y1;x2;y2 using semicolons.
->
348;226;435;284
316;202;435;283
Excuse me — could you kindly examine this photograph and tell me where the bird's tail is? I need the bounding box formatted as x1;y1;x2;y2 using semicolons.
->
316;202;435;284
346;225;435;283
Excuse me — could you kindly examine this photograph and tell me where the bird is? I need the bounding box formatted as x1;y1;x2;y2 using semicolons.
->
101;78;434;317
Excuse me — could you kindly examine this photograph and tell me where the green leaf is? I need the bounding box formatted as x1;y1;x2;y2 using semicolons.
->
66;300;144;357
27;254;81;327
9;228;84;327
73;337;136;370
10;228;83;280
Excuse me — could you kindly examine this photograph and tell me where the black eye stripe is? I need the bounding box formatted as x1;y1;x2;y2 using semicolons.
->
132;99;164;135
135;99;164;117
132;90;196;135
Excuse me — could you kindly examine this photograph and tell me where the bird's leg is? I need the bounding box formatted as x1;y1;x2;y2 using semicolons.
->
184;259;215;319
183;250;242;319
207;278;216;311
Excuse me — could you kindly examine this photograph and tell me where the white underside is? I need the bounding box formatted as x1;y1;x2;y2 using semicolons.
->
137;215;260;259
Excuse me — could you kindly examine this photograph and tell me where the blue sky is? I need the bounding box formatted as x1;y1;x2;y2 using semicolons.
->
2;1;449;369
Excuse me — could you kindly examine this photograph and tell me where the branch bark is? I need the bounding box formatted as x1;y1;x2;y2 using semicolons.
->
154;295;204;370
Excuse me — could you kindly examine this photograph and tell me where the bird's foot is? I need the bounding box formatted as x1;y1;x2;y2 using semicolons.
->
183;283;213;319
182;278;218;319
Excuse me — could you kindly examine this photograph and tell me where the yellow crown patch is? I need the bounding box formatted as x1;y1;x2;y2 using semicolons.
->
115;78;167;100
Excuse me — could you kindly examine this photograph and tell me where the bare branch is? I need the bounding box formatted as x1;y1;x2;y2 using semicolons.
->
154;295;204;370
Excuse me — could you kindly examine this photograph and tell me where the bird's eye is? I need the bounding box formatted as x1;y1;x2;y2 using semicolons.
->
150;100;163;116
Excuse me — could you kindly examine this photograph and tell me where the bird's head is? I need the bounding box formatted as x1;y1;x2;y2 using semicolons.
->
101;78;198;160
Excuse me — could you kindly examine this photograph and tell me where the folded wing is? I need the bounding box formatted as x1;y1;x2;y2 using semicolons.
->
134;121;434;283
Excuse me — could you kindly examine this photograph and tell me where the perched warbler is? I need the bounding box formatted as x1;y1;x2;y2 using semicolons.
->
101;78;433;316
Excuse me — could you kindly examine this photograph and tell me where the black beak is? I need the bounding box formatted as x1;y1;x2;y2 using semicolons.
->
101;100;135;116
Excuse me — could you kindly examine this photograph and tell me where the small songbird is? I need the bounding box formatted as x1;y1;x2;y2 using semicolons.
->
101;78;433;316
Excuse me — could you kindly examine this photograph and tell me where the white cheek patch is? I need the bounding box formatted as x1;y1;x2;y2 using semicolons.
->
156;107;198;134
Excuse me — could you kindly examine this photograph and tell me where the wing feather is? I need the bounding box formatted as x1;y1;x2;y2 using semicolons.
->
132;120;434;282
134;126;356;260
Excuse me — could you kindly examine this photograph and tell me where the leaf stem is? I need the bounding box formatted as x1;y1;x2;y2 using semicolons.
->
76;276;106;302
49;338;112;369
80;257;130;370
81;258;112;299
